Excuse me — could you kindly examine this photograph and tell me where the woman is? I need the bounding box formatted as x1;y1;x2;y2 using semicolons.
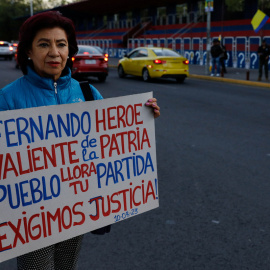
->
0;11;160;270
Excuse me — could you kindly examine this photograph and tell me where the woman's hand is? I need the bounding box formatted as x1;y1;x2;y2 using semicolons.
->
145;98;160;118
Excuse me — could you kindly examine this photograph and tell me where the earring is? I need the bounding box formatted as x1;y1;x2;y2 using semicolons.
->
28;57;31;60
67;56;69;59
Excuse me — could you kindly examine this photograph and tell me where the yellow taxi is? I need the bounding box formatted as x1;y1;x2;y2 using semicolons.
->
118;47;189;83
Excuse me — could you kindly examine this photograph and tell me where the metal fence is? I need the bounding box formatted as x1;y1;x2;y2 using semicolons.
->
77;36;270;69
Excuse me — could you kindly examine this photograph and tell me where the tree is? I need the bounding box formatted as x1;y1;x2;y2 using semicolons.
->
226;0;270;12
0;0;29;40
258;0;270;10
0;0;81;40
225;0;244;12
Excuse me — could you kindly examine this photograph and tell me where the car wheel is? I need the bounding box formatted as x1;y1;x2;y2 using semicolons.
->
118;65;126;78
142;68;151;82
98;74;107;82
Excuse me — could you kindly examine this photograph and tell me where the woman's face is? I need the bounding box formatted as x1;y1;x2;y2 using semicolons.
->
28;27;69;81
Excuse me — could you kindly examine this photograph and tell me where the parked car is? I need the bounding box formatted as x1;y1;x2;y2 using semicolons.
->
11;42;18;51
14;50;19;69
0;41;14;60
71;45;108;82
11;43;20;69
118;47;189;83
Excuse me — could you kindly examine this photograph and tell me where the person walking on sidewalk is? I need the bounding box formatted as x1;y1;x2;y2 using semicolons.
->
210;39;223;77
257;39;270;81
218;40;227;74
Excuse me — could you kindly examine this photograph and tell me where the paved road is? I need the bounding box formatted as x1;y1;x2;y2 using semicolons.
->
1;60;270;269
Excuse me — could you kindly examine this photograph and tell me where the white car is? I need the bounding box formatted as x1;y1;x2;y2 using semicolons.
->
0;41;14;60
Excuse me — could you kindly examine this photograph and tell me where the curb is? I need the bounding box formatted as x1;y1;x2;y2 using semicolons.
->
189;74;270;88
109;63;270;89
109;64;118;68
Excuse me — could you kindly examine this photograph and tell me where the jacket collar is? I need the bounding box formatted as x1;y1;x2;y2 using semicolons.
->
25;66;71;91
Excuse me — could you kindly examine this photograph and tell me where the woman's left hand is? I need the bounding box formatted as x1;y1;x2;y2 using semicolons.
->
145;98;160;118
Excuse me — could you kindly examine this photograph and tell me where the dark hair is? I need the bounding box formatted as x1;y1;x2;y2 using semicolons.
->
17;11;78;75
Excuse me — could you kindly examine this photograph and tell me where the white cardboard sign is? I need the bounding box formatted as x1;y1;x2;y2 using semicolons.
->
0;92;159;262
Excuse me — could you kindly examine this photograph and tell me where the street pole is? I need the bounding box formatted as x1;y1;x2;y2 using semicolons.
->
205;3;211;75
30;0;33;16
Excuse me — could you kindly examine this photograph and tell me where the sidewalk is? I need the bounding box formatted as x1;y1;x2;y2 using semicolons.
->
108;58;270;88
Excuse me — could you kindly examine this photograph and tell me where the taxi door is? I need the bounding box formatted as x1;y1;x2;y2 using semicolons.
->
128;49;149;76
124;49;140;74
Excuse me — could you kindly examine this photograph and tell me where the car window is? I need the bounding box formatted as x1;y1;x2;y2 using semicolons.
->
129;49;148;58
94;46;104;54
0;43;9;47
152;49;180;57
78;46;101;55
138;49;148;57
129;50;140;58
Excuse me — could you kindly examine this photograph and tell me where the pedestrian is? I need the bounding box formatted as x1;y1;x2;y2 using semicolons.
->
0;11;160;270
257;39;270;81
218;40;227;74
210;39;223;77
